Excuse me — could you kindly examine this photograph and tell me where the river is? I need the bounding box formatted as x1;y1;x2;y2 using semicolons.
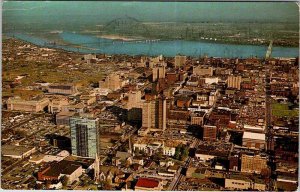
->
7;32;299;58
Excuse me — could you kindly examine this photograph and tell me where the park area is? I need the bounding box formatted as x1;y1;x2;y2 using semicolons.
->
272;103;298;118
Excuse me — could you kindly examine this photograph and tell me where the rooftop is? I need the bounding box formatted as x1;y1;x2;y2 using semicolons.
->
243;131;265;141
56;111;76;117
135;178;159;188
196;142;232;158
2;145;35;157
41;160;82;177
226;173;252;182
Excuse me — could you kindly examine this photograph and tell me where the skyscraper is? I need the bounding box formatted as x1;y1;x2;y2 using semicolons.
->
156;97;167;131
127;90;142;110
152;65;166;82
142;100;156;129
142;96;167;131
70;116;99;157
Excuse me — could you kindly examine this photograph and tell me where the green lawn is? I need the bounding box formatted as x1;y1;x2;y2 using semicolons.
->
272;103;299;117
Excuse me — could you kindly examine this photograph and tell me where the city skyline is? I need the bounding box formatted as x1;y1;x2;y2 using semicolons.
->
1;1;299;191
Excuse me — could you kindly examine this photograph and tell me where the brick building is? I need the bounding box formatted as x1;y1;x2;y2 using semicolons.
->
241;153;268;174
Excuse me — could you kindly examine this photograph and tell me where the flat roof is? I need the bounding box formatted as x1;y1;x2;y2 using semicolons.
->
226;174;252;182
243;132;265;141
42;160;81;177
2;145;35;157
29;154;45;162
244;125;265;130
136;178;159;188
56;111;75;117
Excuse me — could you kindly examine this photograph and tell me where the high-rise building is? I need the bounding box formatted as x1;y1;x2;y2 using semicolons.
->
142;100;156;129
127;91;142;110
152;65;166;82
128;91;143;125
175;55;187;67
148;55;164;68
227;75;242;90
157;98;167;131
70;116;99;157
142;97;167;131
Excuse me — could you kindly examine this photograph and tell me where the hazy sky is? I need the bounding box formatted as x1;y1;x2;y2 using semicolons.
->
3;1;299;32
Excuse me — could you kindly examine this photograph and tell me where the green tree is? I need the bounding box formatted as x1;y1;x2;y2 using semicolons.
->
180;147;189;161
174;144;189;161
156;148;164;159
174;146;181;160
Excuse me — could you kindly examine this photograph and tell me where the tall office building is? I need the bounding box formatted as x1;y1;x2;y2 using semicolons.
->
142;97;167;131
152;65;166;82
227;75;242;90
175;55;187;67
70;116;99;157
156;98;167;130
149;55;164;68
128;91;143;124
142;100;156;129
127;91;142;110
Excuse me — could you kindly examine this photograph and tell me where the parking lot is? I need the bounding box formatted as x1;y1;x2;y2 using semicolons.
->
2;158;39;189
1;111;71;189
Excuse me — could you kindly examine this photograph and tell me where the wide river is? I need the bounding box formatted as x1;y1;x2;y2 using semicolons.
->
8;32;299;58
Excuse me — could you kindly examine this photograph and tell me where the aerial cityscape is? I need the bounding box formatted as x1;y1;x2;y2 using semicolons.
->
2;1;299;191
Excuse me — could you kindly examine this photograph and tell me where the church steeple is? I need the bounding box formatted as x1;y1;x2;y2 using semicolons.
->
128;135;132;155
